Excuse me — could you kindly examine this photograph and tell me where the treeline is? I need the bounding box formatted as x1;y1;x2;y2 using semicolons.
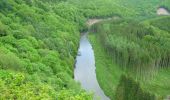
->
68;0;165;19
91;17;170;79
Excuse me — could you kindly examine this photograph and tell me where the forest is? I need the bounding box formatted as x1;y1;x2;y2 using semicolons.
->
0;0;169;100
89;1;170;99
90;16;170;99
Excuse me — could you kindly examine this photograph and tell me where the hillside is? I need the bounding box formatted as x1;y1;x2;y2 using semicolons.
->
90;16;170;99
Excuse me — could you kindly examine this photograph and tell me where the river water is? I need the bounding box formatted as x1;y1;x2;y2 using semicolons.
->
74;33;110;100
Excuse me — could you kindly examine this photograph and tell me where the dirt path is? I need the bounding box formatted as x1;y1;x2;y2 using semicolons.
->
86;19;103;27
86;17;117;27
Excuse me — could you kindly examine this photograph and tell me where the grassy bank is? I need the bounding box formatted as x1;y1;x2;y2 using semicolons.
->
89;33;123;99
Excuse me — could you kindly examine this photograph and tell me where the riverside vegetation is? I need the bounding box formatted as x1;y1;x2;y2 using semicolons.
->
89;1;170;100
0;0;169;100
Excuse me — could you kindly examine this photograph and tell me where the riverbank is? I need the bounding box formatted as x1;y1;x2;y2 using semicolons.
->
89;34;123;99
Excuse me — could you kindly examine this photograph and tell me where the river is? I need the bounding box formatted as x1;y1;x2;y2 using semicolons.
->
74;19;110;100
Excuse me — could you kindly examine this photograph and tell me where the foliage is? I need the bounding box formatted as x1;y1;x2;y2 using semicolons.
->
91;18;170;78
115;75;155;100
90;13;170;100
0;0;89;99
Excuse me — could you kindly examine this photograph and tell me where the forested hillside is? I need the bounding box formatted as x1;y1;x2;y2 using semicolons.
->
90;5;170;100
0;0;91;99
0;0;169;100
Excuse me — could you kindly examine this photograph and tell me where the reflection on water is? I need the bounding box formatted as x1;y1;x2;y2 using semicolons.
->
74;33;110;100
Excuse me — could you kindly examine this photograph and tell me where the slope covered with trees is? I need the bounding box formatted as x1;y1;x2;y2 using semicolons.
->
0;0;90;99
89;0;170;100
90;11;170;100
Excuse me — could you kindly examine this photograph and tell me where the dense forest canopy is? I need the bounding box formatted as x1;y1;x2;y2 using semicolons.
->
0;0;169;99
